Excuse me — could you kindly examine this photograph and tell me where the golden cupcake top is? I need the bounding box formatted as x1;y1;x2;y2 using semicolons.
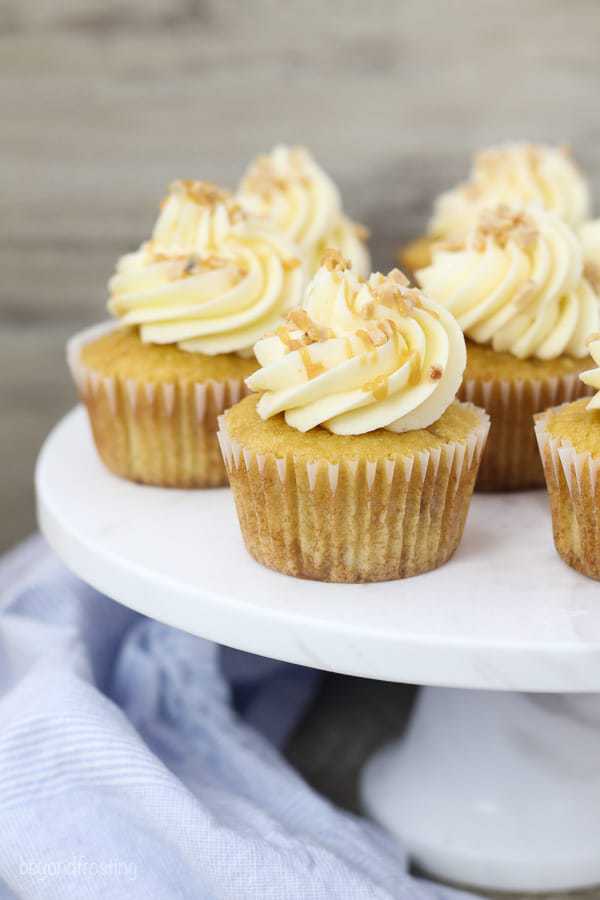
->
417;205;600;360
430;143;590;242
108;180;305;356
237;145;370;276
581;333;600;410
245;250;466;435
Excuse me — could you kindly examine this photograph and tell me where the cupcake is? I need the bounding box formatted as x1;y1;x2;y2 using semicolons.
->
401;143;590;277
417;205;599;490
218;252;489;583
535;336;600;579
68;180;304;487
237;145;370;277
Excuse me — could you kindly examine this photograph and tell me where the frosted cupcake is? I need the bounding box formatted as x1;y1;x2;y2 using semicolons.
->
417;205;599;490
218;252;489;583
401;143;590;277
237;145;370;277
535;336;600;579
68;180;304;487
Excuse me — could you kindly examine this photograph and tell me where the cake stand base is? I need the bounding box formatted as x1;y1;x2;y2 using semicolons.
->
361;687;600;893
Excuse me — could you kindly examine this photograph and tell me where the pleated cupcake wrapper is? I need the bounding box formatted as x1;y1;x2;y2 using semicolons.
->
217;404;490;583
67;321;248;488
459;371;590;491
535;408;600;580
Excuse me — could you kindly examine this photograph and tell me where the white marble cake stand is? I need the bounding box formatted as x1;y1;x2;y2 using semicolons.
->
36;407;600;893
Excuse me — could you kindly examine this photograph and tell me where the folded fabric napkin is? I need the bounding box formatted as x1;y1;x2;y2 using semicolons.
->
0;536;473;900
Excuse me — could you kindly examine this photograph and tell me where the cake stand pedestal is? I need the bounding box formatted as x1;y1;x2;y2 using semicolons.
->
36;407;600;894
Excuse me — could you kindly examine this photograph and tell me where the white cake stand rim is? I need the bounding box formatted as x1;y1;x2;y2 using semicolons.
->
34;407;600;691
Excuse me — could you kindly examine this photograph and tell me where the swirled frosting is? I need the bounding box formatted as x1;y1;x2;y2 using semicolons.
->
430;144;590;242
580;219;600;270
245;251;466;435
237;145;370;276
108;180;305;355
417;206;599;360
581;335;600;409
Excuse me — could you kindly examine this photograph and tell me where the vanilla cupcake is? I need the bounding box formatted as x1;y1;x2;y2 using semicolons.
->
536;337;600;579
401;143;590;276
417;205;598;490
237;145;370;277
68;180;304;487
218;252;489;582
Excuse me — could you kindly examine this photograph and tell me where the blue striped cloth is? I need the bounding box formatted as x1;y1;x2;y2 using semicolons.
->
0;536;473;900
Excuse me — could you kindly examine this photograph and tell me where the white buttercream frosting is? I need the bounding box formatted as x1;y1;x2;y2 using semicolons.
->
581;335;600;410
580;219;600;269
418;206;599;361
246;251;466;435
237;145;370;276
430;143;590;242
108;181;305;355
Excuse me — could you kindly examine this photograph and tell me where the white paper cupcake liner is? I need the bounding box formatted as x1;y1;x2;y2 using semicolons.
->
217;404;489;582
460;371;591;491
68;321;249;488
535;407;600;580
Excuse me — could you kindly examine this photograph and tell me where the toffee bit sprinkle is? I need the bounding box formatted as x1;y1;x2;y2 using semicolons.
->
473;206;538;250
166;256;199;281
275;325;311;352
287;308;334;342
283;257;301;272
388;268;410;287
170;180;228;205
368;327;388;347
584;262;600;294
585;332;600;347
164;253;235;282
321;248;352;272
429;365;443;381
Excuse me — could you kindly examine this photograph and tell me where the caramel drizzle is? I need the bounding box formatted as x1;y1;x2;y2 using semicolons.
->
363;373;390;402
299;347;326;380
361;349;422;399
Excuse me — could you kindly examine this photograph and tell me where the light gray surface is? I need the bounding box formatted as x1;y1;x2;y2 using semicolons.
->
4;4;600;895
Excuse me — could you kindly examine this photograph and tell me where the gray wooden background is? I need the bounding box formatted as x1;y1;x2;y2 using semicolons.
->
3;3;600;895
4;0;600;554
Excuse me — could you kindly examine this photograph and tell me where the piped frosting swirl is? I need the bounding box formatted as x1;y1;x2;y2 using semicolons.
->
581;335;600;410
237;145;370;276
246;251;466;435
430;143;590;242
108;180;305;355
418;205;599;361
